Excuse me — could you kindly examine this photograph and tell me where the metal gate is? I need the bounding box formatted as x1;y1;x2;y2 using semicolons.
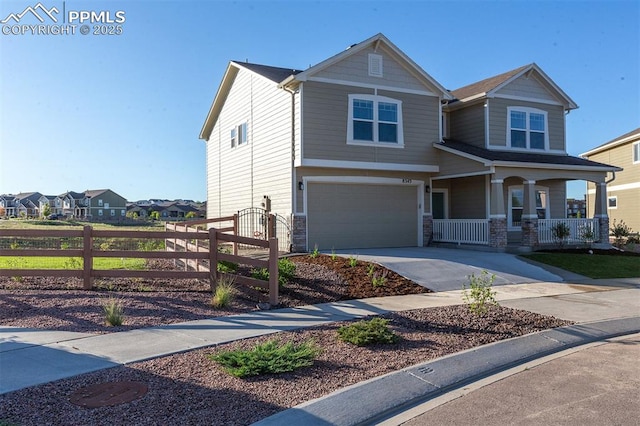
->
237;208;291;252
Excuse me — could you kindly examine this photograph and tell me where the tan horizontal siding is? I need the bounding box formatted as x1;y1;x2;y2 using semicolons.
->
449;103;485;147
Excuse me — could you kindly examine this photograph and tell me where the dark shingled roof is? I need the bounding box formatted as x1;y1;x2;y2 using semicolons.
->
233;61;303;83
439;139;616;168
450;64;530;102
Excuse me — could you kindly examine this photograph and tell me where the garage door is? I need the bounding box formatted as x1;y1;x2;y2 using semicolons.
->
307;183;419;250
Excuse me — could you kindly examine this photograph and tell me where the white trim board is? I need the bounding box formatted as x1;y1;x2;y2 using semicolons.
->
296;158;439;173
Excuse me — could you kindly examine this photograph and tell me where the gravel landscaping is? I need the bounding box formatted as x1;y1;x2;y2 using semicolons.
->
0;254;573;425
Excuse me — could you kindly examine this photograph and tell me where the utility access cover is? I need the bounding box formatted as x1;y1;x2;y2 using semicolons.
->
69;381;148;408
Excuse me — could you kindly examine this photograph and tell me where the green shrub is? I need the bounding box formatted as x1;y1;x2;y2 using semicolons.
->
551;222;571;248
217;260;238;273
610;219;632;248
366;263;376;277
348;256;358;267
251;258;296;287
103;297;125;326
209;339;321;378
310;244;320;258
330;249;337;261
371;270;388;288
337;317;399;346
211;276;236;308
463;270;498;315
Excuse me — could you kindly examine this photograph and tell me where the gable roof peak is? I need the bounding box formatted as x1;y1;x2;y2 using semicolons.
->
285;33;452;99
449;62;577;110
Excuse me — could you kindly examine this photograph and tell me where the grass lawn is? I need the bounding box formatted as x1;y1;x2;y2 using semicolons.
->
0;219;164;231
0;256;146;270
522;253;640;279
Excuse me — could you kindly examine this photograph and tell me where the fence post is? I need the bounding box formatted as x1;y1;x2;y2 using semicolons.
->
82;225;93;290
268;214;276;240
233;214;238;256
209;228;218;292
268;237;278;305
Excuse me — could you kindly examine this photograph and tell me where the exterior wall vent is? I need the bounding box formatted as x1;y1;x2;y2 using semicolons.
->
368;54;383;77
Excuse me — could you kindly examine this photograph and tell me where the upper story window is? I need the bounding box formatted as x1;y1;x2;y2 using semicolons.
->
507;107;548;150
230;122;248;148
347;94;404;147
633;141;639;164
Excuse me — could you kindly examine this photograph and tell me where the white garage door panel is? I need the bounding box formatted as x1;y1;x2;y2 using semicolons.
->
307;183;418;250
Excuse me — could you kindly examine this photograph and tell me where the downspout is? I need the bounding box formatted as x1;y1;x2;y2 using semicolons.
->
282;86;297;215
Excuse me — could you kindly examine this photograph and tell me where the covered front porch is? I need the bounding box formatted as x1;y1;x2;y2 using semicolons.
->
427;140;620;250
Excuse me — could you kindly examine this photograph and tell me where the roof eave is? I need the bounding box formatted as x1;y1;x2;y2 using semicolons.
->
199;63;239;141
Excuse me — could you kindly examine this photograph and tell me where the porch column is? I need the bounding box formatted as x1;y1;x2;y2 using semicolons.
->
489;179;507;248
521;180;538;247
594;182;610;244
291;214;307;252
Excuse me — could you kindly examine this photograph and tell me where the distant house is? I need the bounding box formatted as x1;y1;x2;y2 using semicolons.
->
0;192;43;217
1;189;128;221
582;128;640;232
126;199;205;220
200;33;618;251
566;198;586;218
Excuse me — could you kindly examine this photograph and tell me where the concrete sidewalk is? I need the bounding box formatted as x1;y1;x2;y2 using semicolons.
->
1;282;638;398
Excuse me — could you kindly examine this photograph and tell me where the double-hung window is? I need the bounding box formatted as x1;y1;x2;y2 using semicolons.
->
348;94;403;146
508;107;548;150
230;122;248;148
633;141;640;164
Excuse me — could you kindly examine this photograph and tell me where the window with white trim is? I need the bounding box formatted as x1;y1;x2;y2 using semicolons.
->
230;127;237;148
238;122;247;145
633;141;640;164
507;107;548;150
230;122;248;148
508;186;548;229
608;196;617;209
347;94;403;146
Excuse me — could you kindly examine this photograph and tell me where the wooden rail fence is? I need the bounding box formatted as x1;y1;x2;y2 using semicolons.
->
0;224;279;304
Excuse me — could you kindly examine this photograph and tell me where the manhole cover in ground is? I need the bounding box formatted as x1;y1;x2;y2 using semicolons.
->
69;381;148;408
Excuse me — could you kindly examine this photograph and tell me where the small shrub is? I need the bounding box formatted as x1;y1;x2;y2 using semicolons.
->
366;263;376;277
580;226;596;248
209;339;320;378
217;260;238;273
330;249;337;261
337;317;399;346
463;270;498;316
551;222;571;248
371;270;388;288
348;256;358;267
103;297;125;326
211;276;236;309
610;219;632;248
310;244;320;258
251;258;296;287
278;258;296;283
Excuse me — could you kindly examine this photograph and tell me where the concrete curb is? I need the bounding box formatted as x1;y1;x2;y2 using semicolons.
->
253;316;640;426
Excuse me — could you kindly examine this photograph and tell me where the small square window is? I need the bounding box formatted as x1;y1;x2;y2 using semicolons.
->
238;122;248;145
608;196;617;209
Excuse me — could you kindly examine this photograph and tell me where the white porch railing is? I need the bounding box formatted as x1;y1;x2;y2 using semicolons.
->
433;219;489;245
538;218;599;244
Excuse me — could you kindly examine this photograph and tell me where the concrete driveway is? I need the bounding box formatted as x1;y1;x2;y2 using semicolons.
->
334;247;563;292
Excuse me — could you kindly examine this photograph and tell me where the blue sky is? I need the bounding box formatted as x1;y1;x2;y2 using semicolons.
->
0;0;638;202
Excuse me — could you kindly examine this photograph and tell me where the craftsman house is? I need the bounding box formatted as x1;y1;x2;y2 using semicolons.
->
200;33;617;251
582;128;640;233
